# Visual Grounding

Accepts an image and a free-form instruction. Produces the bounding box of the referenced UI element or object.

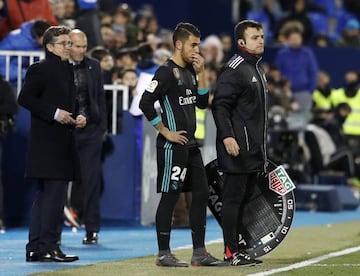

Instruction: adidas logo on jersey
[252,76,257,82]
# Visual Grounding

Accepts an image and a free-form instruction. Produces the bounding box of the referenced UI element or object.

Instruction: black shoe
[39,249,79,262]
[0,219,5,234]
[228,252,260,266]
[83,232,98,245]
[26,251,39,262]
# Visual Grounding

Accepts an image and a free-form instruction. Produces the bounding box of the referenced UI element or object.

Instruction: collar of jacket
[238,48,262,65]
[45,50,69,64]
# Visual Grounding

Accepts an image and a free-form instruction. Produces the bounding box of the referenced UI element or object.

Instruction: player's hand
[75,114,87,128]
[56,109,76,125]
[161,128,189,145]
[191,53,205,74]
[223,137,240,156]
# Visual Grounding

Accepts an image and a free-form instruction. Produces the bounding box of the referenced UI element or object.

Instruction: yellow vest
[312,89,332,110]
[331,88,360,135]
[195,107,206,140]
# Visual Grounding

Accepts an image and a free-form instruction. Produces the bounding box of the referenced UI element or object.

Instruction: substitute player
[139,22,226,267]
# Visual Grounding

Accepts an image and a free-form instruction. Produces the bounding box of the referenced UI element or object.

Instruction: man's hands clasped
[56,109,87,128]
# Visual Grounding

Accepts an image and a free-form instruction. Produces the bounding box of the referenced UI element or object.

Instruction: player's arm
[139,67,188,145]
[154,121,188,145]
[192,53,209,109]
[212,69,240,156]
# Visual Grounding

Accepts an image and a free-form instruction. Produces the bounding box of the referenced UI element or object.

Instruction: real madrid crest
[173,68,180,79]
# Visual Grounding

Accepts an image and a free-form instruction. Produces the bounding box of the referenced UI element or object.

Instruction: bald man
[67,29,107,245]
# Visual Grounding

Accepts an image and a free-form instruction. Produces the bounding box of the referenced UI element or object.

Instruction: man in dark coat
[18,25,86,262]
[212,20,268,266]
[65,29,107,245]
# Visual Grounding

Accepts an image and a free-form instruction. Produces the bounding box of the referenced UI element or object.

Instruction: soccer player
[139,22,226,267]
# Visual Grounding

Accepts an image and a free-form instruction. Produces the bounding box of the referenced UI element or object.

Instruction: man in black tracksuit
[140,22,225,267]
[212,20,268,266]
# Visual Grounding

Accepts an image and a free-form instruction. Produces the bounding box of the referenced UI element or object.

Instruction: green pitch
[31,220,360,276]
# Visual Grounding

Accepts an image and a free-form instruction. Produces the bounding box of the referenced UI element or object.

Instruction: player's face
[180,35,201,64]
[241,27,264,55]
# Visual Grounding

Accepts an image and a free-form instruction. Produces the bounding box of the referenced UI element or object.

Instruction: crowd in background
[1,0,360,231]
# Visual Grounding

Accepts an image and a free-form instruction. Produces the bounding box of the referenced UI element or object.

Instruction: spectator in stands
[75,0,103,50]
[100,23,117,53]
[274,0,314,44]
[153,48,172,66]
[201,35,224,68]
[306,107,360,186]
[114,25,128,50]
[0,19,51,84]
[63,0,76,17]
[113,3,140,48]
[113,47,138,76]
[0,76,18,234]
[135,42,158,75]
[331,70,360,157]
[275,23,318,123]
[334,18,360,48]
[312,70,334,110]
[0,0,57,39]
[51,0,67,26]
[219,33,234,64]
[89,46,114,84]
[314,33,332,47]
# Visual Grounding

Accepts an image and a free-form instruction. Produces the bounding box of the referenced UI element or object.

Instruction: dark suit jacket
[82,57,107,132]
[18,51,78,180]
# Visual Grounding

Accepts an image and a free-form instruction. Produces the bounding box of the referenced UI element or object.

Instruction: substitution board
[206,159,296,258]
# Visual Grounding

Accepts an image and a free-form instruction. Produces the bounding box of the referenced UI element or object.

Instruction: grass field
[31,220,360,276]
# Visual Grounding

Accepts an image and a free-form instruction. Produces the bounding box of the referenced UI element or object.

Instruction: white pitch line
[247,245,360,276]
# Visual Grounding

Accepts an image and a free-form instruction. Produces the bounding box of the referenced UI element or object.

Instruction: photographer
[0,76,18,232]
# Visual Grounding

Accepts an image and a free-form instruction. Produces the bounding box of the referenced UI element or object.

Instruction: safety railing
[0,50,128,135]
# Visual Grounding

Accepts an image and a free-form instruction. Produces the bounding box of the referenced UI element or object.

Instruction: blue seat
[313,0,341,17]
[308,12,329,35]
[246,11,274,42]
[331,11,358,41]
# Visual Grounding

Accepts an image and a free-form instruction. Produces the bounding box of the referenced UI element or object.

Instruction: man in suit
[67,29,107,244]
[18,25,85,262]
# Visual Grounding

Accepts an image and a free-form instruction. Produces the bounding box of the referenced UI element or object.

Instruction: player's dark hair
[234,20,263,41]
[172,22,201,46]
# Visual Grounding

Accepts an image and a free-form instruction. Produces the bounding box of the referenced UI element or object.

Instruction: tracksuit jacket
[212,49,268,173]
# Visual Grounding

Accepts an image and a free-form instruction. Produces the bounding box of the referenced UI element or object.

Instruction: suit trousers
[26,179,67,253]
[74,124,103,233]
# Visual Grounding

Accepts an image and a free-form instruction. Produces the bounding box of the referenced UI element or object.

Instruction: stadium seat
[308,12,329,35]
[331,11,358,41]
[246,11,273,42]
[312,0,343,17]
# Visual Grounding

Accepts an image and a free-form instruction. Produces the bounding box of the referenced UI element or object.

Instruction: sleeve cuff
[54,108,60,120]
[150,116,161,126]
[198,87,209,95]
